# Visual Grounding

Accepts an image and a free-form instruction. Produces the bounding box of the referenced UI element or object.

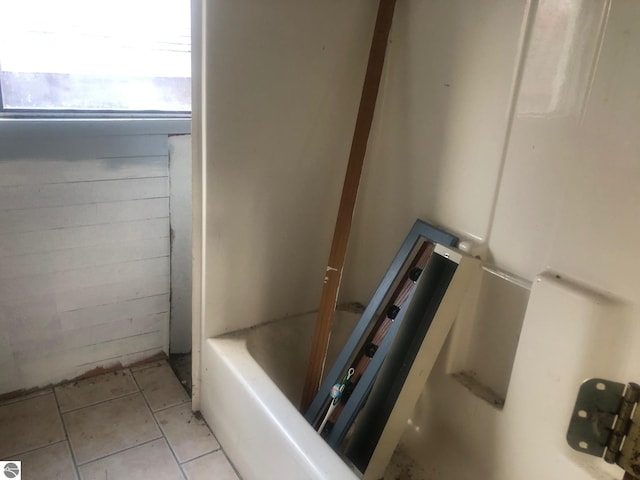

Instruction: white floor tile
[132,362,189,412]
[16,441,78,480]
[79,438,184,480]
[0,388,53,407]
[55,370,138,413]
[0,392,65,458]
[182,451,240,480]
[64,393,161,464]
[0,361,231,480]
[155,403,219,463]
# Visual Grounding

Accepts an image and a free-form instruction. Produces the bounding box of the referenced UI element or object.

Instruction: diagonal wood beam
[301,0,397,411]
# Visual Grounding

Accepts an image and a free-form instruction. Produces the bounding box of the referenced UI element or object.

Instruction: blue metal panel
[304,220,457,436]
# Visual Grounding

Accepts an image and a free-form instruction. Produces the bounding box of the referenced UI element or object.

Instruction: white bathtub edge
[201,336,360,480]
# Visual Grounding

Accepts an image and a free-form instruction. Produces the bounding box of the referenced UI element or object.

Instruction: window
[0,0,191,114]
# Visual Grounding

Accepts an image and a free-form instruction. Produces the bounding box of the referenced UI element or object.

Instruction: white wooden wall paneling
[0,237,169,278]
[0,156,169,186]
[60,294,170,331]
[56,276,170,312]
[17,332,165,386]
[0,177,168,210]
[0,198,169,234]
[0,132,172,394]
[0,218,169,257]
[0,134,169,159]
[0,257,169,302]
[12,312,169,362]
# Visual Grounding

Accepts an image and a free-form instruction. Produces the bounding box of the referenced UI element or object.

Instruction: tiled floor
[0,361,240,480]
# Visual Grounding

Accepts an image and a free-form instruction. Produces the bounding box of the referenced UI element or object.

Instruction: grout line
[0,387,53,406]
[147,399,189,414]
[178,446,222,466]
[131,366,187,479]
[180,449,245,480]
[178,462,189,479]
[9,438,67,459]
[74,436,164,468]
[60,390,140,415]
[58,372,140,414]
[69,374,163,467]
[151,398,192,414]
[172,401,244,480]
[52,385,82,480]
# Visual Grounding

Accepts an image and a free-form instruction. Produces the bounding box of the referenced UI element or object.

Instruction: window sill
[0,116,191,137]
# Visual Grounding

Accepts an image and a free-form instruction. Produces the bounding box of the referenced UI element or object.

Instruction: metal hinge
[567,378,640,479]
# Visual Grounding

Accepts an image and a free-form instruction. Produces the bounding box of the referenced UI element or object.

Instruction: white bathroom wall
[349,1,640,478]
[199,0,380,338]
[341,0,531,301]
[0,123,185,395]
[489,0,639,292]
[338,0,535,406]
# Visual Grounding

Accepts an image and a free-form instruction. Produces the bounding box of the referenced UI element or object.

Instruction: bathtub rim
[200,334,361,480]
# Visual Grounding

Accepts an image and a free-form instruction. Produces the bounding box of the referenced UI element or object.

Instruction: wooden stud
[301,0,397,411]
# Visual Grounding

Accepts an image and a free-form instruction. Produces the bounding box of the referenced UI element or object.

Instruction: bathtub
[199,274,633,480]
[200,310,363,480]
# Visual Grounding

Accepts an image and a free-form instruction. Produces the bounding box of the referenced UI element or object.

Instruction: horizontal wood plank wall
[0,134,170,395]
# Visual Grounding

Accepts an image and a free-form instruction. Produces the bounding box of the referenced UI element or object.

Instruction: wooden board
[0,177,168,210]
[0,218,169,257]
[0,134,169,160]
[0,156,169,187]
[60,294,170,331]
[0,198,168,234]
[57,276,170,313]
[0,237,169,279]
[301,0,397,410]
[0,257,169,302]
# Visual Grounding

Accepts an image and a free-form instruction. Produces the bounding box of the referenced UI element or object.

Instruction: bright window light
[0,0,191,113]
